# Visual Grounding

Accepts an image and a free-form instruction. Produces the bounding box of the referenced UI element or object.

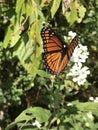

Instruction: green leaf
[16,0,25,14]
[3,25,13,48]
[65,1,86,25]
[3,1,45,79]
[13,37,33,63]
[77,5,86,23]
[51,0,61,18]
[65,1,77,25]
[5,107,51,130]
[73,101,98,116]
[3,20,22,48]
[13,35,39,78]
[25,1,33,16]
[24,54,41,78]
[37,70,50,78]
[17,107,51,123]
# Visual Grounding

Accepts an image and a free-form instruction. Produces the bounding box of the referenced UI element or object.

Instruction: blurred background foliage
[0,0,98,129]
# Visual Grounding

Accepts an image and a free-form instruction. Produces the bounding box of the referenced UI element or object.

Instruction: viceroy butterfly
[41,25,79,75]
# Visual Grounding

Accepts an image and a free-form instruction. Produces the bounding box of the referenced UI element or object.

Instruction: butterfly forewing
[41,27,63,53]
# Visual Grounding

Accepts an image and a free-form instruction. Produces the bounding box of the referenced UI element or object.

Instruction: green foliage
[51,0,61,18]
[0,0,98,130]
[0,45,34,106]
[65,1,86,25]
[3,0,44,78]
[6,107,51,130]
[5,102,98,130]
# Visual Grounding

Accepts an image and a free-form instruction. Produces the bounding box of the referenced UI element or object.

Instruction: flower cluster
[66,31,90,86]
[89,97,98,102]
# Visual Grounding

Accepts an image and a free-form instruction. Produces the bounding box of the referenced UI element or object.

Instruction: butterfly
[41,25,79,76]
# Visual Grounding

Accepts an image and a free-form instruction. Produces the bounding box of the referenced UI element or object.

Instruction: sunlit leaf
[65,1,77,25]
[13,35,33,63]
[37,70,50,78]
[73,101,98,116]
[65,1,86,25]
[5,107,51,130]
[3,25,13,48]
[51,0,61,18]
[25,1,33,16]
[16,0,25,14]
[3,19,22,48]
[77,5,86,23]
[40,0,52,7]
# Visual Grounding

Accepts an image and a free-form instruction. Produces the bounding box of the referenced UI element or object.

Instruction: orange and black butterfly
[41,25,79,76]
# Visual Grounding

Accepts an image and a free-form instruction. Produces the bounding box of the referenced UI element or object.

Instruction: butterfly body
[41,26,79,75]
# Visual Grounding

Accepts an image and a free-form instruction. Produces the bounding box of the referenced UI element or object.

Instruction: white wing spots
[63,44,66,48]
[50,32,54,37]
[43,37,46,40]
[48,28,50,31]
[50,34,53,36]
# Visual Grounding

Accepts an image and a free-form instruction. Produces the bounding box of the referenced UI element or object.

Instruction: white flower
[89,97,98,102]
[64,36,67,41]
[87,112,94,120]
[67,42,90,86]
[89,97,94,101]
[73,76,86,86]
[65,32,90,86]
[32,120,41,129]
[0,111,4,120]
[68,63,82,76]
[78,44,88,50]
[67,103,73,106]
[71,44,89,63]
[72,66,90,85]
[78,66,90,77]
[94,97,98,102]
[68,31,76,38]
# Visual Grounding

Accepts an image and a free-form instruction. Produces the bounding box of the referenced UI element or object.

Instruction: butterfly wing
[41,26,66,75]
[67,35,79,58]
[41,26,79,75]
[56,35,79,74]
[41,26,63,53]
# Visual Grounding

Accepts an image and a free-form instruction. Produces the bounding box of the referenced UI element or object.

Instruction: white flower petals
[94,97,98,102]
[71,45,89,63]
[89,97,98,102]
[68,31,77,38]
[67,32,90,86]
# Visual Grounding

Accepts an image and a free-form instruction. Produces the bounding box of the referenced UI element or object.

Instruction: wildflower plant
[65,31,90,86]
